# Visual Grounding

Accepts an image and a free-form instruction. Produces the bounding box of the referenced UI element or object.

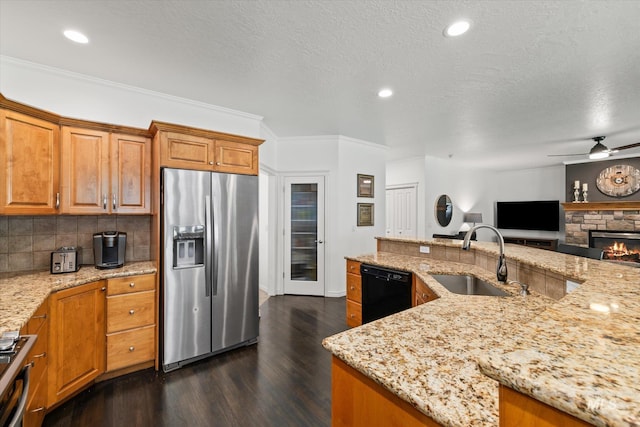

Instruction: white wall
[387,156,564,242]
[276,136,386,297]
[0,57,263,137]
[387,156,496,241]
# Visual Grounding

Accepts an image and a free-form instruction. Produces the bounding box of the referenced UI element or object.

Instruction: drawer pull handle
[32,314,47,319]
[129,309,135,315]
[129,282,135,288]
[33,352,46,359]
[129,346,135,352]
[31,407,45,413]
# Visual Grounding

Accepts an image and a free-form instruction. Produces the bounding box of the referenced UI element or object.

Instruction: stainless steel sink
[431,274,511,297]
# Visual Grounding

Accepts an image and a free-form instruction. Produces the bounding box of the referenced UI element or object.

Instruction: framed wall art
[357,203,374,226]
[357,174,374,198]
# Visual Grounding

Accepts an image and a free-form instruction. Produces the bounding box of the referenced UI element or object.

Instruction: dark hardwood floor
[43,295,348,427]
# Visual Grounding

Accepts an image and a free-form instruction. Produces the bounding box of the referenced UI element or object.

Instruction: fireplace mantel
[562,202,640,211]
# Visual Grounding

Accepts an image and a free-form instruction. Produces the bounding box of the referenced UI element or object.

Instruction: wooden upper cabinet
[0,109,60,214]
[111,133,151,214]
[60,126,151,214]
[60,126,110,214]
[214,138,259,175]
[159,131,215,170]
[151,121,263,175]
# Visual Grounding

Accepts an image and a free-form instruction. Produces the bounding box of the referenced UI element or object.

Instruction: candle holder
[573,186,580,203]
[582,189,588,203]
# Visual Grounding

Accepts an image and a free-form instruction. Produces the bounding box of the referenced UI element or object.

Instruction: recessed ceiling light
[378,88,393,98]
[444,20,471,37]
[64,29,89,44]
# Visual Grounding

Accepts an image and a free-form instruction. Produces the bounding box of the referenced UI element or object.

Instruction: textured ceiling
[1,0,639,170]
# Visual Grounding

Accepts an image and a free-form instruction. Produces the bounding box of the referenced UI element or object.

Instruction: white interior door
[385,185,417,238]
[284,176,325,296]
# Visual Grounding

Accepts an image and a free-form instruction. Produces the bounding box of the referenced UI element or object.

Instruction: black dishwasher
[360,264,412,324]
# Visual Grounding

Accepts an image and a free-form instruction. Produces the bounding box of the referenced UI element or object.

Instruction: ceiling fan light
[588,142,610,159]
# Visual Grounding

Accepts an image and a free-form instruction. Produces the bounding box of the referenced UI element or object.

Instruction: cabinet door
[111,133,151,214]
[159,131,214,170]
[0,110,60,214]
[60,126,110,214]
[49,281,105,407]
[213,139,258,175]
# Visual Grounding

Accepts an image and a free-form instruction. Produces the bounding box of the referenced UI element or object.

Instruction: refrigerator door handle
[211,194,220,297]
[205,195,212,297]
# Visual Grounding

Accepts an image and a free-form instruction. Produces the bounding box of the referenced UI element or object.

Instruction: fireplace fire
[589,231,640,265]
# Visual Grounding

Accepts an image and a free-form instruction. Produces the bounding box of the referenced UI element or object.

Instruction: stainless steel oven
[0,334,36,427]
[360,264,412,324]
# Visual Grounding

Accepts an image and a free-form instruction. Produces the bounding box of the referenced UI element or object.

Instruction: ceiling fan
[548,136,640,160]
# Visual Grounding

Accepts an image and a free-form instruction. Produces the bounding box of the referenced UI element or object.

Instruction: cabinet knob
[350,314,355,318]
[129,309,135,315]
[129,282,135,288]
[209,161,214,165]
[101,287,106,292]
[422,293,427,298]
[216,162,221,166]
[350,286,355,291]
[129,346,135,352]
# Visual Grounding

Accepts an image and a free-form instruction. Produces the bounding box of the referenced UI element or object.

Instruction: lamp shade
[463,212,483,223]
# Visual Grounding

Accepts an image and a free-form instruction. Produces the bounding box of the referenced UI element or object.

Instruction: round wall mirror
[435,195,453,226]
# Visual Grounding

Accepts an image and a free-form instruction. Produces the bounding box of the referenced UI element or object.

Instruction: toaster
[50,247,82,274]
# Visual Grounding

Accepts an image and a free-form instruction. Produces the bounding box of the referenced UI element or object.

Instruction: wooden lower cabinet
[20,299,49,427]
[499,385,592,427]
[332,356,441,427]
[48,280,106,407]
[345,260,362,328]
[414,276,439,306]
[105,273,156,372]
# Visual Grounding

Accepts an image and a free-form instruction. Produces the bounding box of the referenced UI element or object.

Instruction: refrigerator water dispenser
[173,226,204,268]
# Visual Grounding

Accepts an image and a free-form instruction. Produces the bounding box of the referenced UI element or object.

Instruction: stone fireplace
[564,204,640,257]
[589,230,640,265]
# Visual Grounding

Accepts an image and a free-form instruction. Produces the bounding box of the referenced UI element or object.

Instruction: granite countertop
[322,239,640,427]
[0,261,157,335]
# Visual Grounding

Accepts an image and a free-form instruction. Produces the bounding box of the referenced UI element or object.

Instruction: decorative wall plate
[595,164,640,197]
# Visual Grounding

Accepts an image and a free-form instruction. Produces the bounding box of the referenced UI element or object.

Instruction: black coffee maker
[93,231,127,269]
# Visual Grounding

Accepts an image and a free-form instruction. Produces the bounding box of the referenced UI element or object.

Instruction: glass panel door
[284,176,325,295]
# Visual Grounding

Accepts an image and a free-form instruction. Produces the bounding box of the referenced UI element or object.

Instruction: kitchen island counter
[0,261,157,335]
[323,239,640,426]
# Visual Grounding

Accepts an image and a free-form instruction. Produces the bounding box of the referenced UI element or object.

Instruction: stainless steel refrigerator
[161,168,259,372]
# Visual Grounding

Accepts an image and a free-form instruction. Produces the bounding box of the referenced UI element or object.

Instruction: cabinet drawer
[346,273,362,303]
[107,274,155,296]
[26,323,49,393]
[106,291,155,333]
[24,368,47,427]
[346,260,361,276]
[26,300,48,335]
[346,300,362,328]
[106,325,155,372]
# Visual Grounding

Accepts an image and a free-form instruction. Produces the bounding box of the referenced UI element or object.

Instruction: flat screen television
[495,200,560,231]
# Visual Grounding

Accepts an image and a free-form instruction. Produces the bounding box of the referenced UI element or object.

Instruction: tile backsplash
[0,215,151,273]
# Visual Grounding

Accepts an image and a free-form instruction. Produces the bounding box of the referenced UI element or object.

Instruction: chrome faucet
[462,224,508,282]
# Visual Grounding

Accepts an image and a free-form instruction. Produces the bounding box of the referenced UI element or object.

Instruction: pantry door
[283,176,325,296]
